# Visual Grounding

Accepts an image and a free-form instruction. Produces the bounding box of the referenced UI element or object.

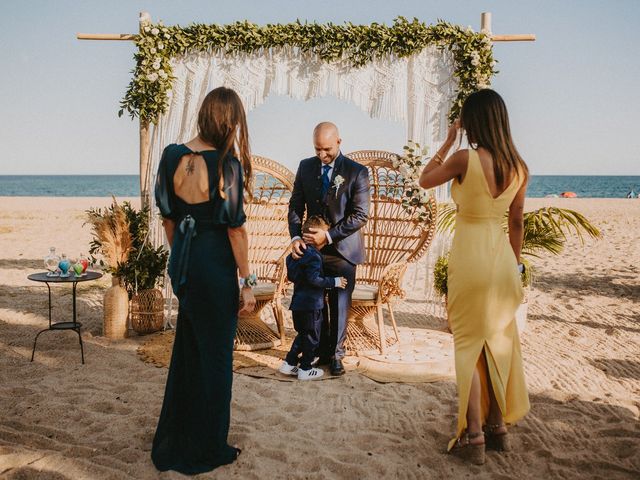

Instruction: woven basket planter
[130,288,164,335]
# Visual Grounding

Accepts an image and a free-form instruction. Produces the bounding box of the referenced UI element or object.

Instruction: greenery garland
[120,17,496,124]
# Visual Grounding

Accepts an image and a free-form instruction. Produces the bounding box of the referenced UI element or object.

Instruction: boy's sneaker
[278,361,298,376]
[297,367,324,381]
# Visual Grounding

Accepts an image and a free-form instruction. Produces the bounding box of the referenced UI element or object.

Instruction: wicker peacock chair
[235,155,295,351]
[344,150,437,354]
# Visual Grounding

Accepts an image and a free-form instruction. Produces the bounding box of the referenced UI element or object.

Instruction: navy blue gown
[151,144,246,475]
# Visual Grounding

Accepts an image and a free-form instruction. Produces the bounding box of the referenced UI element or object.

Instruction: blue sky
[1,0,638,175]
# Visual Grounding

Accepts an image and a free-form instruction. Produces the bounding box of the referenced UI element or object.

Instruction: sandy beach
[0,196,638,479]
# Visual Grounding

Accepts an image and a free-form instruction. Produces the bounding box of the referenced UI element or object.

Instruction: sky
[1,0,638,176]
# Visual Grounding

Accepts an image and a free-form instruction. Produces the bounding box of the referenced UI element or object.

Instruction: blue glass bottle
[58,253,71,277]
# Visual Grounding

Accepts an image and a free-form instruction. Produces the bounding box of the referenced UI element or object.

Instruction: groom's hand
[303,228,328,249]
[291,238,307,259]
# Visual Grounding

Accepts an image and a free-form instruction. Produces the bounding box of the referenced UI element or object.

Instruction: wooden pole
[139,11,151,210]
[76,33,138,41]
[481,12,535,42]
[481,12,492,33]
[77,31,535,43]
[491,34,536,42]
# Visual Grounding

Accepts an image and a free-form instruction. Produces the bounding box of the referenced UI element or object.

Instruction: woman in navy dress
[152,87,256,475]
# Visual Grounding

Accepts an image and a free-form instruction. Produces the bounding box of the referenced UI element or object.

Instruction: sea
[0,175,639,198]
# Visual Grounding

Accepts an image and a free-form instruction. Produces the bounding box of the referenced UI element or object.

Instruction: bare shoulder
[447,149,469,176]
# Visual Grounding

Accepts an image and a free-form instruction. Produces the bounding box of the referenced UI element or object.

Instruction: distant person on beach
[419,89,530,465]
[152,87,255,474]
[288,122,370,376]
[279,215,347,380]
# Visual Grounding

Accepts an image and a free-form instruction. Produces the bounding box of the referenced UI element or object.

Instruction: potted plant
[434,206,600,333]
[87,200,169,335]
[85,200,133,339]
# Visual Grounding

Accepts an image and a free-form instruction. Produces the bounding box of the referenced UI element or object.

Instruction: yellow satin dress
[447,149,530,451]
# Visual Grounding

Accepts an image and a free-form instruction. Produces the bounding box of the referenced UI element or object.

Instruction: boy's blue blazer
[286,245,335,311]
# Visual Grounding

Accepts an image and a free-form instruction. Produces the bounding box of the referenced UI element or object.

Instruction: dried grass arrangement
[85,198,133,274]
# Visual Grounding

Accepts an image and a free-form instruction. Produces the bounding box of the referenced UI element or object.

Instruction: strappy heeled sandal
[450,431,485,465]
[484,423,511,452]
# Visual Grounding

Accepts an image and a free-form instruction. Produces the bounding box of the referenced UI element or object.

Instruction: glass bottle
[44,247,60,276]
[79,253,89,275]
[58,253,71,277]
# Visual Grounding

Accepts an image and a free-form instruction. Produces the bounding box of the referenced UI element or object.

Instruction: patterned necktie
[320,164,331,197]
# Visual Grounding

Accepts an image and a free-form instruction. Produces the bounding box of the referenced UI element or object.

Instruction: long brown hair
[197,87,252,199]
[460,89,528,188]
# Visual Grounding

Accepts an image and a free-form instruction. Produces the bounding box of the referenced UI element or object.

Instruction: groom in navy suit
[288,122,370,376]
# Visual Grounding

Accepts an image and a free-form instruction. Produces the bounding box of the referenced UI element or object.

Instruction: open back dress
[447,148,530,450]
[151,144,246,474]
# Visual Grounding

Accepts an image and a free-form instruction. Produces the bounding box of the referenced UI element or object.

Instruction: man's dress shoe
[330,358,345,376]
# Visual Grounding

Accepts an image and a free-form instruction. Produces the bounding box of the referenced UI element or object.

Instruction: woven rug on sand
[137,327,454,383]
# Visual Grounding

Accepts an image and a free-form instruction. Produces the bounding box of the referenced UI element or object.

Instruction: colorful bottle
[58,254,71,277]
[79,253,89,275]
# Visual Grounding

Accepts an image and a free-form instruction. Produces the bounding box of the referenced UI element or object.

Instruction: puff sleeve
[154,145,178,220]
[211,155,247,228]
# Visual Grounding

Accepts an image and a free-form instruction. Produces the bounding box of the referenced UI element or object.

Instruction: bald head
[313,122,341,164]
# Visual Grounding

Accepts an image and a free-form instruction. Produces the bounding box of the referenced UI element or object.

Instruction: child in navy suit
[279,215,347,380]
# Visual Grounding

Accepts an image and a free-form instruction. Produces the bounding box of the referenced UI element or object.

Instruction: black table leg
[31,328,49,362]
[47,282,52,328]
[31,280,85,364]
[76,325,85,364]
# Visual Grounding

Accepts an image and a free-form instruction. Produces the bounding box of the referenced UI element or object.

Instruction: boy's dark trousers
[285,310,323,371]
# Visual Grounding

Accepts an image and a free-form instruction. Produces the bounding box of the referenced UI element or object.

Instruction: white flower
[332,175,345,198]
[419,190,430,204]
[153,62,161,70]
[150,47,157,54]
[147,72,159,82]
[158,70,168,79]
[151,28,159,35]
[470,51,480,66]
[157,42,164,50]
[144,26,150,33]
[399,165,410,178]
[164,33,170,39]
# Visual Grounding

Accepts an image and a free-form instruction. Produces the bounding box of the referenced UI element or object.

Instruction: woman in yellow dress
[419,89,530,465]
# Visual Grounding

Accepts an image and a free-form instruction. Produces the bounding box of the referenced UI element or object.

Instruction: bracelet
[239,273,258,289]
[432,152,443,165]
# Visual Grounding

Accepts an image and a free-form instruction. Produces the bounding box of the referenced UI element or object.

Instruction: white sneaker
[297,367,324,381]
[278,361,298,376]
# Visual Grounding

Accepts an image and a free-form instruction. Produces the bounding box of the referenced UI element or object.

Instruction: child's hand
[338,277,348,289]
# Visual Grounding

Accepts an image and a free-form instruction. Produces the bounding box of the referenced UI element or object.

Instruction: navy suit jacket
[286,246,336,311]
[288,153,370,265]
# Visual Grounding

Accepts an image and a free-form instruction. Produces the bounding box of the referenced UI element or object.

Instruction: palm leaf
[436,202,458,233]
[521,227,564,258]
[436,203,600,259]
[523,207,600,244]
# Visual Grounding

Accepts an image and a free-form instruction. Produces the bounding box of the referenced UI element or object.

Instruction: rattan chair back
[345,150,437,285]
[245,155,295,285]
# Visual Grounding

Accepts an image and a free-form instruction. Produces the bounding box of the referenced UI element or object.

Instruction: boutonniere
[332,175,345,198]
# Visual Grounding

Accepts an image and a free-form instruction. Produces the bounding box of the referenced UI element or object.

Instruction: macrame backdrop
[147,45,457,322]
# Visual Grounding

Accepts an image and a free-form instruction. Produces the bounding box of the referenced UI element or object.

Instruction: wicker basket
[130,288,164,334]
